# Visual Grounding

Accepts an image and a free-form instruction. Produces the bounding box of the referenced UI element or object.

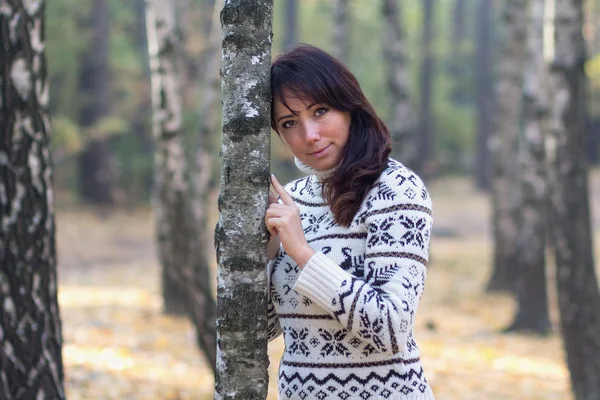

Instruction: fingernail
[271,174,277,181]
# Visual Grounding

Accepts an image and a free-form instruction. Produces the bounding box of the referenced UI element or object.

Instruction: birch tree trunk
[146,0,217,371]
[382,0,417,168]
[332,0,349,64]
[0,2,65,398]
[417,0,435,179]
[506,0,550,334]
[474,0,493,190]
[487,0,530,292]
[77,0,114,205]
[215,1,273,398]
[549,0,600,396]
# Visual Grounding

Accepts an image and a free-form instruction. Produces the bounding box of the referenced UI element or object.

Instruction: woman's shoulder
[283,175,313,197]
[372,158,431,207]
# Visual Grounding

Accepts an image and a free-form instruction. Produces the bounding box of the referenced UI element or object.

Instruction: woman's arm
[267,257,283,341]
[293,170,432,356]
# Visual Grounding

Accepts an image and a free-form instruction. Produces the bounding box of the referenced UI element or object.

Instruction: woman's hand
[265,175,315,268]
[266,191,281,260]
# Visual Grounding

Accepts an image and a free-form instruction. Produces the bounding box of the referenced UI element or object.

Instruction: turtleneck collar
[294,157,336,181]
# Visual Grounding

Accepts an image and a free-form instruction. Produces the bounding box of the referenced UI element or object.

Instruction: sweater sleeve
[267,258,283,341]
[293,172,432,356]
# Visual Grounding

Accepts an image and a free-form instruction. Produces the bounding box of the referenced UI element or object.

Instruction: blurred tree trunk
[78,0,114,204]
[449,0,470,105]
[132,0,154,200]
[145,0,216,372]
[283,0,298,50]
[215,0,273,398]
[487,0,529,293]
[417,0,435,178]
[549,0,600,397]
[584,0,599,164]
[382,0,417,168]
[332,0,349,64]
[505,0,550,335]
[0,2,65,398]
[194,0,222,220]
[474,0,493,190]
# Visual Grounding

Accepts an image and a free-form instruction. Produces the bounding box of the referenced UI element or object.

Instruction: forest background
[20,0,600,398]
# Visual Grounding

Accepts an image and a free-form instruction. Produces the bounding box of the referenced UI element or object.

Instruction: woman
[265,45,435,400]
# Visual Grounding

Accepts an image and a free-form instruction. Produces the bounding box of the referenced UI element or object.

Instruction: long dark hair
[271,44,391,227]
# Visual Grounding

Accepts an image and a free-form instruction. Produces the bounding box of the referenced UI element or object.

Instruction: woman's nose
[304,122,320,142]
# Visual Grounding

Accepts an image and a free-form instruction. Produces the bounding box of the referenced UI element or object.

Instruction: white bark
[0,2,65,398]
[146,0,217,370]
[215,1,274,399]
[507,0,550,334]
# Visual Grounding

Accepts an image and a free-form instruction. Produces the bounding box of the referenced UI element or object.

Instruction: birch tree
[332,0,349,65]
[0,2,65,397]
[146,0,216,371]
[382,0,417,168]
[487,0,530,292]
[506,0,550,334]
[548,0,600,396]
[215,0,273,398]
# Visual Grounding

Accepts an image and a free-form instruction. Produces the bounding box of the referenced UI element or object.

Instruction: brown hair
[271,44,391,227]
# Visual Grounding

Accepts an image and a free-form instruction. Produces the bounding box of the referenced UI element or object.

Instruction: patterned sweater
[267,158,435,400]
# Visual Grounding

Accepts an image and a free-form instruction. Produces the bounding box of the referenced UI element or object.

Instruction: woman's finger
[265,216,282,235]
[268,192,279,204]
[271,175,294,206]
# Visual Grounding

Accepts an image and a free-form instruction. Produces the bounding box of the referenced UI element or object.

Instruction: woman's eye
[282,120,295,129]
[315,107,328,116]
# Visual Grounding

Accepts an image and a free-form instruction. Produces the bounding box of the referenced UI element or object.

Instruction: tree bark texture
[474,0,493,190]
[487,0,530,292]
[506,0,550,335]
[145,0,217,372]
[215,1,273,398]
[382,0,417,169]
[332,0,349,65]
[0,2,66,398]
[77,0,114,204]
[417,0,435,179]
[548,0,600,397]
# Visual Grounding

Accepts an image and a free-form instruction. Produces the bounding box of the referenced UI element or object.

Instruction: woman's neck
[294,157,336,181]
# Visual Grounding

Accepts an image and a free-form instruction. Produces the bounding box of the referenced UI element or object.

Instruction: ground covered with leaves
[57,173,600,399]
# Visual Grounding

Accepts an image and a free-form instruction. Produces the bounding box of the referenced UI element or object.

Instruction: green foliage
[84,116,129,140]
[51,116,83,154]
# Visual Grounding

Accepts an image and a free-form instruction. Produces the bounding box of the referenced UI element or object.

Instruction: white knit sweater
[267,158,435,400]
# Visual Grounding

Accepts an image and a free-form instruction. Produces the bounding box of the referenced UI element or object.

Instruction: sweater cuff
[294,252,351,310]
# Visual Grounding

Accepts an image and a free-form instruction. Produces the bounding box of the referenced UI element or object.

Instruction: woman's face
[273,93,351,172]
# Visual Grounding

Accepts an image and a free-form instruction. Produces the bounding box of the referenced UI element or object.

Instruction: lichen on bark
[215,1,274,399]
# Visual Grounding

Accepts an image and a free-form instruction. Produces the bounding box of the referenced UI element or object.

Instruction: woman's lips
[309,144,331,158]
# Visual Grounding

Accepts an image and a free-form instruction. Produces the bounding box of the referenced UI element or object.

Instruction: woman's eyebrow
[276,103,318,123]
